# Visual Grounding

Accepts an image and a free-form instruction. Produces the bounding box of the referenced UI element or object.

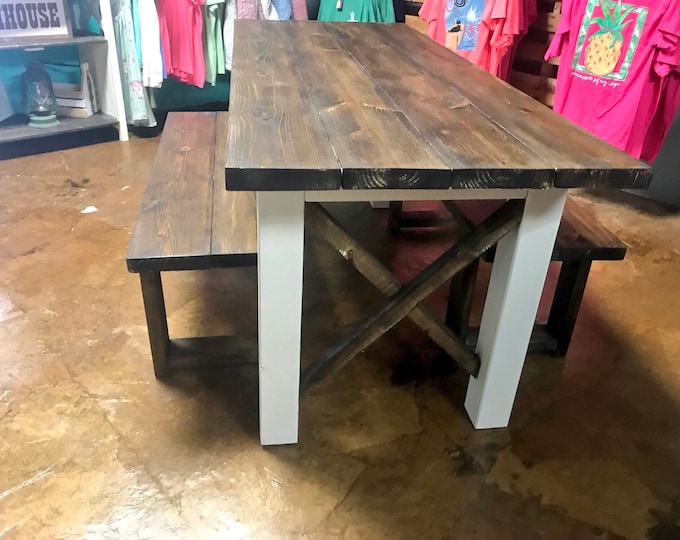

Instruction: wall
[643,108,680,208]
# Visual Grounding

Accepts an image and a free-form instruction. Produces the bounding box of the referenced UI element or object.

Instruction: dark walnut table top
[224,21,653,192]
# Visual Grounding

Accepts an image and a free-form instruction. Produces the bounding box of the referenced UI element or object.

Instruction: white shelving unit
[0,0,128,145]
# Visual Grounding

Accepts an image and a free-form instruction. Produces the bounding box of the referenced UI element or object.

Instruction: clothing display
[546,0,680,160]
[112,0,157,126]
[110,0,308,97]
[138,0,164,88]
[418,0,535,80]
[317,0,395,22]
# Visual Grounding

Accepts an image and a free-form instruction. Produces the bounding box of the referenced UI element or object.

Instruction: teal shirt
[317,0,394,22]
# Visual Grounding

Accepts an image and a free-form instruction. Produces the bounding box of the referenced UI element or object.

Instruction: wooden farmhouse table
[224,20,652,445]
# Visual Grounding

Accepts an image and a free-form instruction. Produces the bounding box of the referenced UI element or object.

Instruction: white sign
[0,0,70,40]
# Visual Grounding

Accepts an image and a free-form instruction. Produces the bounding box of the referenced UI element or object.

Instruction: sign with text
[0,0,71,41]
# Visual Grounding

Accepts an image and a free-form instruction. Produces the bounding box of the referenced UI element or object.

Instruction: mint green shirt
[317,0,395,22]
[202,0,226,86]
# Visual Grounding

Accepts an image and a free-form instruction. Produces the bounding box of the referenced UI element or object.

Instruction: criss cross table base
[300,200,524,393]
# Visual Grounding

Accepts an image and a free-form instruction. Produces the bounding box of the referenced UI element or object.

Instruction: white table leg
[465,189,568,428]
[257,191,305,445]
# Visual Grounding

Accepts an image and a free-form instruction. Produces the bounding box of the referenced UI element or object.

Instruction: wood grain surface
[127,112,216,272]
[225,21,652,191]
[225,23,341,190]
[212,112,258,267]
[127,112,257,273]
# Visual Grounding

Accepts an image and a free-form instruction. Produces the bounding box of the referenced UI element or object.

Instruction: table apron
[305,188,530,203]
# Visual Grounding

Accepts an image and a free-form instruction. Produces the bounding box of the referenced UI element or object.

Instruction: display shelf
[0,113,118,144]
[0,35,108,51]
[0,0,129,144]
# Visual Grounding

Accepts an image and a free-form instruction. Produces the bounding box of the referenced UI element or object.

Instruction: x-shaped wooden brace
[300,199,525,394]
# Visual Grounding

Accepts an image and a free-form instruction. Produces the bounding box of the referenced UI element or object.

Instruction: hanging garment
[158,0,206,88]
[419,0,534,80]
[238,0,260,19]
[419,0,488,53]
[271,0,292,19]
[112,0,157,125]
[496,0,537,80]
[138,0,164,87]
[222,0,237,71]
[261,0,280,20]
[132,0,143,68]
[487,0,536,79]
[203,0,227,85]
[0,77,12,122]
[545,0,680,159]
[292,0,308,19]
[317,0,395,22]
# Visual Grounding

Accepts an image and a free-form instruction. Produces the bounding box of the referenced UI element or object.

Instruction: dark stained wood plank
[127,112,216,272]
[167,335,258,369]
[546,259,592,356]
[361,23,652,189]
[321,23,555,189]
[212,112,258,267]
[464,325,560,355]
[225,21,342,191]
[557,197,626,260]
[139,272,170,378]
[285,24,451,189]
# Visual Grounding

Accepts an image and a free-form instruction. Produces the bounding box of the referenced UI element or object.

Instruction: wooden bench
[127,111,257,378]
[389,196,626,356]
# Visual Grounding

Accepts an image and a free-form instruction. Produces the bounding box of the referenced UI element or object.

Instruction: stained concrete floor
[1,135,680,539]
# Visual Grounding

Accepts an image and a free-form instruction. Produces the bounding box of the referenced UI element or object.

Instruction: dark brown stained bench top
[127,112,257,273]
[225,21,653,192]
[453,197,627,261]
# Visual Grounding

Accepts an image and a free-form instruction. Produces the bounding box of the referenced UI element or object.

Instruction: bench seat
[127,111,257,377]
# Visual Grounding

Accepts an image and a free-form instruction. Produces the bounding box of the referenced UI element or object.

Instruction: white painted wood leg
[257,191,305,445]
[465,189,568,428]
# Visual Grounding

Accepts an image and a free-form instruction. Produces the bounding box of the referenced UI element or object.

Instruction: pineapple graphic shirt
[546,0,680,158]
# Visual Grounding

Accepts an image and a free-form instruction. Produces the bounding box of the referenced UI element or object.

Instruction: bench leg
[388,201,403,234]
[465,189,567,429]
[546,258,592,357]
[445,259,479,338]
[139,272,170,379]
[257,191,305,446]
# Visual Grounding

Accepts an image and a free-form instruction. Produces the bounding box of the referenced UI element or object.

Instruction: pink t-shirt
[419,0,535,80]
[546,0,680,158]
[158,0,206,88]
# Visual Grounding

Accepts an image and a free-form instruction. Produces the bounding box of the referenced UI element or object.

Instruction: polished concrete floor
[1,136,680,539]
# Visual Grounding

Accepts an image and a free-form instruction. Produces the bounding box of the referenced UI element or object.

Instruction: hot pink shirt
[546,0,680,158]
[158,0,206,88]
[419,0,535,80]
